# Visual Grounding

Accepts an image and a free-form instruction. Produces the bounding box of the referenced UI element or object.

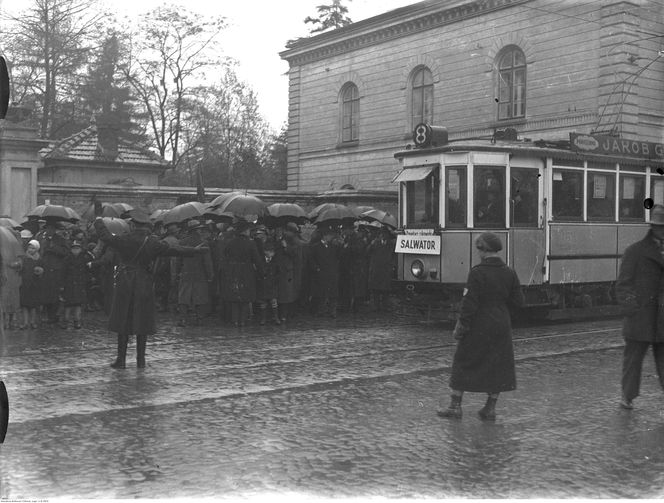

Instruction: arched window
[341,83,359,143]
[497,46,526,120]
[411,66,433,128]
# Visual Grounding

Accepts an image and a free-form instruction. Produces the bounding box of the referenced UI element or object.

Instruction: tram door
[509,165,545,286]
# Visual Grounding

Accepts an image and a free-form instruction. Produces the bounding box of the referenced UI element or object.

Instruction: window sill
[336,140,359,149]
[490,118,527,128]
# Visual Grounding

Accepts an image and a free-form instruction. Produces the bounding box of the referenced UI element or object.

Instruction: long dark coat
[94,220,199,335]
[616,230,664,342]
[20,255,43,308]
[177,232,213,306]
[220,234,263,303]
[62,251,90,306]
[368,238,395,292]
[257,256,279,301]
[450,256,524,393]
[309,240,340,298]
[340,233,369,299]
[276,237,303,304]
[36,230,69,304]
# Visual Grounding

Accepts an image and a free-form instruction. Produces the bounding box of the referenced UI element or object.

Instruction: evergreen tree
[304,0,353,34]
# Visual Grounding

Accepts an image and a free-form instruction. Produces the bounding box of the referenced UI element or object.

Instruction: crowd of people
[0,212,398,332]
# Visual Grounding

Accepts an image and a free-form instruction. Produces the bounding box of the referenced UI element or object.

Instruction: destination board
[394,234,441,255]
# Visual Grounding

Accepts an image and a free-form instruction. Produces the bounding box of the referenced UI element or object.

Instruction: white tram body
[393,125,663,315]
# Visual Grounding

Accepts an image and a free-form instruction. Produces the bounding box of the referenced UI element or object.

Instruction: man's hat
[124,209,151,225]
[651,204,664,226]
[71,240,83,248]
[186,219,205,230]
[476,232,503,252]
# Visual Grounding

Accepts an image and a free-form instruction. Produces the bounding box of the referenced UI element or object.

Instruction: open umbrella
[99,217,130,236]
[217,194,267,220]
[360,209,398,229]
[0,216,22,230]
[311,203,356,227]
[308,202,341,221]
[26,204,81,222]
[101,202,134,218]
[351,205,375,217]
[149,209,169,223]
[162,202,208,225]
[203,207,235,223]
[208,192,243,209]
[265,203,308,227]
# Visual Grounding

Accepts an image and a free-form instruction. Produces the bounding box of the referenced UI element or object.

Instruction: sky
[1,0,417,132]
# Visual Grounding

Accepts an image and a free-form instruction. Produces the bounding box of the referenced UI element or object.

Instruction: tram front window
[474,166,505,228]
[406,171,439,226]
[510,167,539,227]
[446,166,467,227]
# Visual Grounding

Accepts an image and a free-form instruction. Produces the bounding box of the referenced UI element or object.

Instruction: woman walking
[437,232,524,421]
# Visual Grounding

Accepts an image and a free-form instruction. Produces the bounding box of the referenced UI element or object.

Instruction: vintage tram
[393,123,664,319]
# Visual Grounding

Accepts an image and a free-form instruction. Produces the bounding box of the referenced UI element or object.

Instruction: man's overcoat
[451,257,524,393]
[616,230,664,343]
[94,220,197,335]
[220,234,262,303]
[309,240,340,298]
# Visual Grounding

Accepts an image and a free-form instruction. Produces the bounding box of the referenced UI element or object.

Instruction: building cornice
[280,0,533,66]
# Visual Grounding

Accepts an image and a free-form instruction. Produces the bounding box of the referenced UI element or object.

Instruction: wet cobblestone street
[0,311,662,499]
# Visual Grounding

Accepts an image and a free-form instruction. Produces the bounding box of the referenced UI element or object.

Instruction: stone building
[280,0,664,192]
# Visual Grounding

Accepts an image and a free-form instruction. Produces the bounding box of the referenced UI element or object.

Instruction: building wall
[37,164,162,186]
[283,0,664,191]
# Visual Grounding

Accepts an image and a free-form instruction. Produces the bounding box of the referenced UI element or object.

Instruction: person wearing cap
[219,219,263,327]
[437,232,523,421]
[93,210,209,369]
[19,239,43,329]
[61,240,91,329]
[615,204,664,410]
[176,220,213,326]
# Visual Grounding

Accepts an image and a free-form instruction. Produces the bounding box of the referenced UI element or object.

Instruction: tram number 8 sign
[412,123,448,148]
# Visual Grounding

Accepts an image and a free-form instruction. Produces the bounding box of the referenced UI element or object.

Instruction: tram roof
[394,138,664,168]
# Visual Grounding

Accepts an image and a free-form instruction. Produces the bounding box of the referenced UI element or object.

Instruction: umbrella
[0,226,24,261]
[360,209,398,229]
[203,207,235,223]
[99,217,130,236]
[311,203,356,226]
[149,209,169,223]
[162,202,208,225]
[0,216,22,230]
[217,194,267,220]
[101,202,134,218]
[265,203,308,226]
[26,204,81,222]
[308,202,341,221]
[208,192,243,209]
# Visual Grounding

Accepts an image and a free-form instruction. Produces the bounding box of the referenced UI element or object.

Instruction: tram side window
[619,175,645,221]
[510,167,539,227]
[552,169,583,221]
[406,171,440,226]
[651,178,664,206]
[474,166,505,228]
[587,171,615,221]
[446,166,467,228]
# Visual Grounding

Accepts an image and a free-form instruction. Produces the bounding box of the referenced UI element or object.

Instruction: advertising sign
[570,133,664,160]
[395,234,441,255]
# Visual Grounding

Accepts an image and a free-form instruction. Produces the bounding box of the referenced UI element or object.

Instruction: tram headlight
[411,259,425,279]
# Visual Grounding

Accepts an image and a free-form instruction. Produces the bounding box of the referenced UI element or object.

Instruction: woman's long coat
[367,238,395,292]
[276,237,303,304]
[177,232,213,306]
[219,234,263,303]
[616,230,664,342]
[94,219,198,335]
[450,256,524,393]
[340,233,369,299]
[309,240,340,299]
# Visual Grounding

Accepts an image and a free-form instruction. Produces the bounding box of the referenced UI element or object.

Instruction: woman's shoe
[437,394,463,419]
[478,397,498,421]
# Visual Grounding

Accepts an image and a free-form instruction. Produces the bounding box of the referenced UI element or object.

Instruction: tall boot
[271,306,281,325]
[436,394,463,419]
[136,333,147,368]
[111,333,128,369]
[478,396,498,421]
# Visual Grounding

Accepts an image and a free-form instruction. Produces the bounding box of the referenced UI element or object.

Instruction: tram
[393,123,664,318]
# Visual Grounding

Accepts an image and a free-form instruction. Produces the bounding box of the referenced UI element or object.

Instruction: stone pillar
[0,121,48,221]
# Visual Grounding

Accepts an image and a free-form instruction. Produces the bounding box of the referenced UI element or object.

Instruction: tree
[121,5,225,168]
[304,0,353,34]
[1,0,105,138]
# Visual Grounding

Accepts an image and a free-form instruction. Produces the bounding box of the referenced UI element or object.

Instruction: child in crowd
[61,240,90,329]
[19,239,43,329]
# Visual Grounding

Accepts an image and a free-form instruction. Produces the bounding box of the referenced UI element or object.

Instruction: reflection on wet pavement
[0,314,662,498]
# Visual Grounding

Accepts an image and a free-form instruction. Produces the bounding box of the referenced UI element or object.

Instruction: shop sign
[570,133,664,160]
[395,234,441,255]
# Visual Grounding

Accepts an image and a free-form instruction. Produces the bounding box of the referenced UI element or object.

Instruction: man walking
[615,204,664,409]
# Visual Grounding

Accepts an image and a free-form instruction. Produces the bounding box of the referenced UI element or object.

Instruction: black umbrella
[217,194,267,220]
[311,203,356,227]
[26,204,81,222]
[265,203,309,227]
[208,192,243,209]
[360,209,398,229]
[162,202,207,225]
[99,217,130,236]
